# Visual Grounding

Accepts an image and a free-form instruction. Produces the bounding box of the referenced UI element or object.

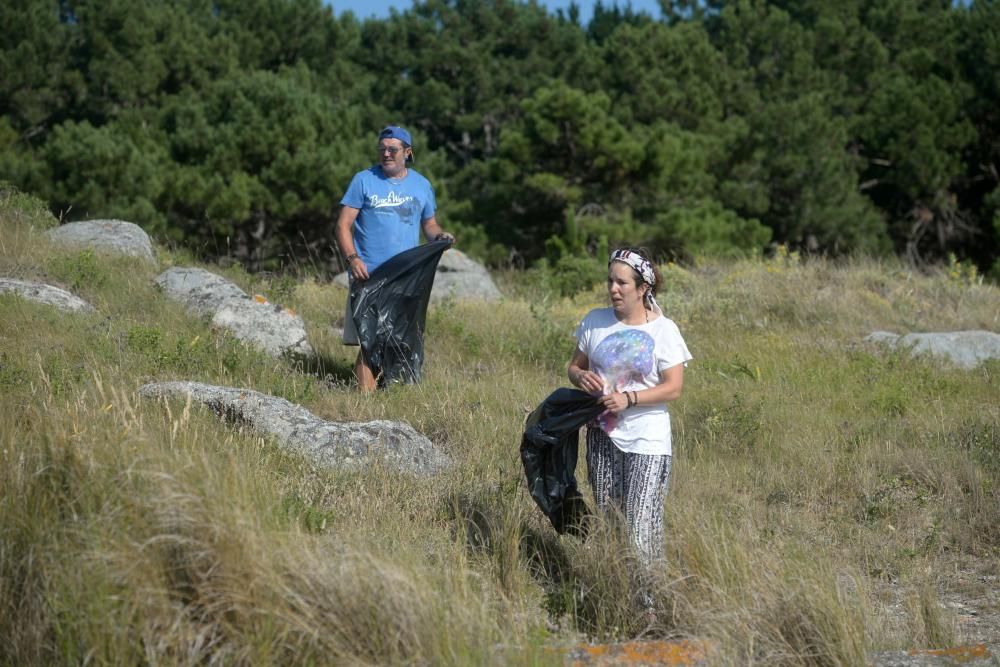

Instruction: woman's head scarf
[609,248,663,316]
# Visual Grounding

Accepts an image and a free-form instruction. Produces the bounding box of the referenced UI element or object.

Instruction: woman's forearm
[633,365,684,405]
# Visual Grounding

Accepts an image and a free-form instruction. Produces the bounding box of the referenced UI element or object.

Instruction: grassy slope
[1,188,998,665]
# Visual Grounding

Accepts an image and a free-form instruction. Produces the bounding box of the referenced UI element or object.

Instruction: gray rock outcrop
[334,247,501,302]
[47,219,156,264]
[433,248,502,302]
[0,278,95,313]
[865,330,1000,369]
[138,381,450,475]
[155,267,313,358]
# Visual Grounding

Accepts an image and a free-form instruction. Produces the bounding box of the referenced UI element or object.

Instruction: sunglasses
[376,145,407,156]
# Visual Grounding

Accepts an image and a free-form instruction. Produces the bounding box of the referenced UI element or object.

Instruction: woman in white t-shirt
[567,247,692,566]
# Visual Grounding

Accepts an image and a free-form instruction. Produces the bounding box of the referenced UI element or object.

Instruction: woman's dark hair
[615,246,662,297]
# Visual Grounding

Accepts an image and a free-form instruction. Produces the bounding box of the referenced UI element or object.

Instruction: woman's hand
[572,369,605,395]
[569,350,605,395]
[599,392,630,414]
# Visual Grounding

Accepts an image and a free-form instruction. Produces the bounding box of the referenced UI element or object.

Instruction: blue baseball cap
[379,125,412,147]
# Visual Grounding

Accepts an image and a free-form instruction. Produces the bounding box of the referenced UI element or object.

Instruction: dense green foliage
[2,0,999,275]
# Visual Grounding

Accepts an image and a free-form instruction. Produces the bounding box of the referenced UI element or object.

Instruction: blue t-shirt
[340,166,436,271]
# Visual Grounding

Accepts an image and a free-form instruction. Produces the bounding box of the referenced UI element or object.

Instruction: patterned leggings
[586,427,672,566]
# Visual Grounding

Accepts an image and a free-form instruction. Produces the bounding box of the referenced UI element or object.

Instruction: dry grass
[2,188,999,664]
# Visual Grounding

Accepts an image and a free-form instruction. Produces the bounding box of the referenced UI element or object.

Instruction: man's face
[377,138,409,177]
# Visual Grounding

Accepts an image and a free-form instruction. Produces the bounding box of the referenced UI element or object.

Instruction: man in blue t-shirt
[335,125,454,391]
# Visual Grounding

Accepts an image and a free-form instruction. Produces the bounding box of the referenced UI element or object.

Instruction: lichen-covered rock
[155,267,313,358]
[869,644,995,666]
[334,247,501,302]
[563,639,711,666]
[138,381,450,475]
[154,267,249,317]
[48,219,156,264]
[558,638,997,666]
[0,278,95,313]
[865,330,1000,369]
[211,300,313,358]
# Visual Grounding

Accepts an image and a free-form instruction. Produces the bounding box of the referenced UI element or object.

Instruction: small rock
[0,277,95,313]
[138,381,450,475]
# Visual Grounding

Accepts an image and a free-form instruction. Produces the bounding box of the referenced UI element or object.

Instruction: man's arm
[421,215,454,244]
[335,205,368,281]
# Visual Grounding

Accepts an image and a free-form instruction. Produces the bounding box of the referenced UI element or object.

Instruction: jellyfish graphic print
[591,328,656,431]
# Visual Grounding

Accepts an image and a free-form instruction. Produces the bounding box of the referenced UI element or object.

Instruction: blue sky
[326,0,664,25]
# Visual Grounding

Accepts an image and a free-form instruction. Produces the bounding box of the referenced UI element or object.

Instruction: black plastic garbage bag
[350,239,451,388]
[521,388,605,536]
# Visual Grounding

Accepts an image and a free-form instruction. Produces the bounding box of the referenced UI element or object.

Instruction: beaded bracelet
[345,253,359,263]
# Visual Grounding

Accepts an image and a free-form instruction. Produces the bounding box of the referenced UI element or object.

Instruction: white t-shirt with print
[575,307,692,456]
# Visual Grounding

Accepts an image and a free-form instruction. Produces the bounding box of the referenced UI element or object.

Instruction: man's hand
[435,232,456,245]
[349,256,369,281]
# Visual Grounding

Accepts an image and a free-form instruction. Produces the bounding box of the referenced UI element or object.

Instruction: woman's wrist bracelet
[625,391,633,408]
[345,253,359,263]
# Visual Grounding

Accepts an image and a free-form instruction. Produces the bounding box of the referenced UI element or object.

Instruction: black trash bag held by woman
[520,388,605,536]
[349,239,451,387]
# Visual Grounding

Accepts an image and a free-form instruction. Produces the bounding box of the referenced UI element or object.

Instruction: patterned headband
[608,249,656,287]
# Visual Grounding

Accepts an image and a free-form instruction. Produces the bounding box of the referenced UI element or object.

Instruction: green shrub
[125,325,162,354]
[948,417,1000,475]
[0,353,28,388]
[47,249,107,291]
[0,182,59,230]
[531,254,604,298]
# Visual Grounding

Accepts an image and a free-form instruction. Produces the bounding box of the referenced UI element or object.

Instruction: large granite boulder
[334,247,501,303]
[138,381,450,475]
[865,330,1000,369]
[0,278,95,313]
[155,267,313,358]
[47,219,156,264]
